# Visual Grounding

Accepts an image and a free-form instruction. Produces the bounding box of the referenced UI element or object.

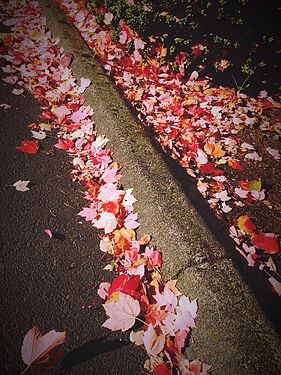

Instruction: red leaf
[54,139,74,150]
[252,233,280,254]
[153,363,171,375]
[200,162,224,176]
[228,159,243,170]
[16,140,39,154]
[108,274,141,299]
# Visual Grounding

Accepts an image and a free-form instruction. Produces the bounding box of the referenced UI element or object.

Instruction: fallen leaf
[44,229,52,238]
[16,140,39,154]
[78,207,97,223]
[0,103,12,109]
[143,324,165,356]
[77,77,91,94]
[13,180,30,192]
[129,330,144,346]
[97,282,111,299]
[252,233,280,254]
[31,130,46,140]
[248,179,261,192]
[204,142,225,158]
[102,292,140,331]
[94,212,117,234]
[12,88,24,95]
[107,274,141,299]
[268,278,281,296]
[266,147,280,160]
[21,325,66,372]
[39,123,52,132]
[237,215,256,235]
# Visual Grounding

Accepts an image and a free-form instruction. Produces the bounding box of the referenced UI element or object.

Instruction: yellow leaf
[39,123,52,131]
[160,47,167,57]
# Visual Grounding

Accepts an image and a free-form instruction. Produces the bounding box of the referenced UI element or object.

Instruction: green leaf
[248,179,261,192]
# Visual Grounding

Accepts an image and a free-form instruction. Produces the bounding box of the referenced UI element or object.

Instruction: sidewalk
[0,35,145,375]
[38,0,281,374]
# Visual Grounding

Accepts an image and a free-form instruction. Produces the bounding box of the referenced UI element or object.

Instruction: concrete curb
[39,1,281,374]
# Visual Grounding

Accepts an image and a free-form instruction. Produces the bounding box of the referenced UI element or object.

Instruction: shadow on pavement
[61,336,130,370]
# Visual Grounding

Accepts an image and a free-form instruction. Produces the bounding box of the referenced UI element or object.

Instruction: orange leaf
[237,215,256,235]
[252,233,280,254]
[204,142,225,158]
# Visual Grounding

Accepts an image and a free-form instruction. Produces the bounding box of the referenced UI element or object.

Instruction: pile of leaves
[0,0,210,373]
[55,1,281,293]
[87,0,281,96]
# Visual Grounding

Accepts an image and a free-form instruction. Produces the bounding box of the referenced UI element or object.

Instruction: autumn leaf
[12,88,24,95]
[237,215,256,235]
[13,180,30,192]
[143,324,165,357]
[94,212,117,234]
[16,140,39,154]
[77,77,91,94]
[44,229,52,238]
[252,233,280,254]
[78,207,97,223]
[107,274,141,299]
[38,123,52,132]
[228,159,243,170]
[21,325,66,373]
[102,292,140,331]
[153,362,172,375]
[31,130,46,140]
[247,179,262,192]
[268,278,281,296]
[204,142,225,158]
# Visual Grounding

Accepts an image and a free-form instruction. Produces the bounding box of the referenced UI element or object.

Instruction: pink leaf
[78,207,97,223]
[21,326,66,371]
[94,212,117,234]
[268,278,281,296]
[44,229,52,239]
[143,324,165,356]
[124,213,139,230]
[77,77,91,94]
[97,282,111,299]
[102,292,140,331]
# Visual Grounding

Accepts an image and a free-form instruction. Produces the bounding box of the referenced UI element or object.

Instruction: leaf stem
[135,316,148,327]
[20,365,31,375]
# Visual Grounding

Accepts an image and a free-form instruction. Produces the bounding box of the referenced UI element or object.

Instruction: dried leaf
[143,324,165,356]
[102,292,140,331]
[21,325,66,372]
[12,88,24,95]
[13,180,30,192]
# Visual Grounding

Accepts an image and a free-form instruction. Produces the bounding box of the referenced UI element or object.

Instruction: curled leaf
[21,325,66,372]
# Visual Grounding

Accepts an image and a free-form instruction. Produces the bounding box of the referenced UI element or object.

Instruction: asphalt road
[0,56,146,374]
